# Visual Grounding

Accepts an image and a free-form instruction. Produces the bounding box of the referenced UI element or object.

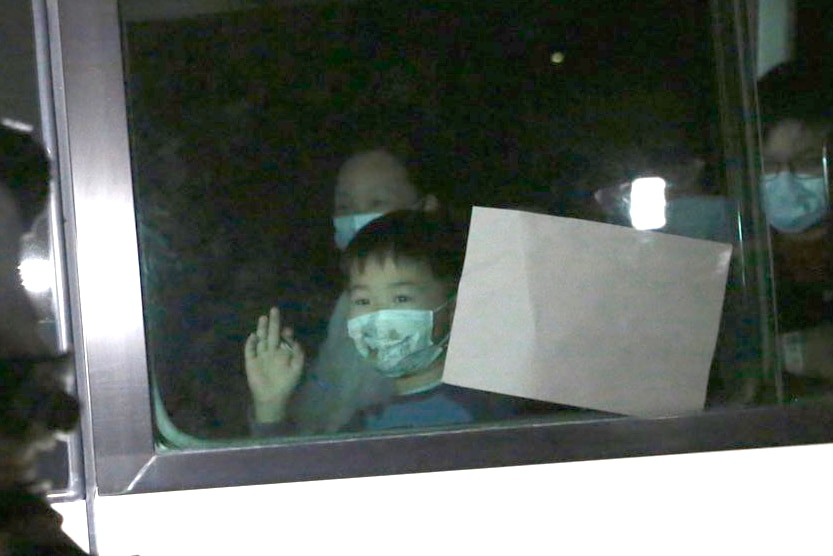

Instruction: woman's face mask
[761,171,830,234]
[346,298,452,379]
[333,212,384,250]
[332,196,428,250]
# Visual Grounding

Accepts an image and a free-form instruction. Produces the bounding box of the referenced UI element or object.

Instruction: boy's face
[334,150,421,217]
[347,255,453,340]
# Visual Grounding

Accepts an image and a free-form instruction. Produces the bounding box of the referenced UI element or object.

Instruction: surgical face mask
[332,196,428,250]
[761,172,830,234]
[333,212,383,250]
[346,299,452,379]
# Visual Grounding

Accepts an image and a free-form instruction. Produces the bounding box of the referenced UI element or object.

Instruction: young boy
[237,147,443,435]
[309,146,441,409]
[245,210,523,434]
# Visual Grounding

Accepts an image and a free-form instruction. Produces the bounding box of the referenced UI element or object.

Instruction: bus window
[114,0,774,447]
[54,0,833,498]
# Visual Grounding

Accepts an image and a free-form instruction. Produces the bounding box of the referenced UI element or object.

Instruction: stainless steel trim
[33,0,86,506]
[44,0,104,550]
[53,0,154,496]
[116,402,833,494]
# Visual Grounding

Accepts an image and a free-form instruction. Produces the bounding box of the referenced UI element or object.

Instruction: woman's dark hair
[338,132,433,198]
[341,210,466,287]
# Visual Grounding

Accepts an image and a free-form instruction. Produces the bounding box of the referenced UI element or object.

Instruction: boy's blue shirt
[251,379,597,437]
[355,383,522,430]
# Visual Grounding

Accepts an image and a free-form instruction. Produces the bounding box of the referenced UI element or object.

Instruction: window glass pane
[758,1,833,403]
[119,0,769,447]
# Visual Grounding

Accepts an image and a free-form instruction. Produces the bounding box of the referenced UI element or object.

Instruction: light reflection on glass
[1,118,34,133]
[19,257,52,293]
[629,177,667,230]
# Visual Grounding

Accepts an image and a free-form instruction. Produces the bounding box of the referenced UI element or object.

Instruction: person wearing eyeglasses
[757,60,833,394]
[0,124,87,555]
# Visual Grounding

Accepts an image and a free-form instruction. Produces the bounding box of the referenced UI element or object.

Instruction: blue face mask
[332,212,384,250]
[332,197,428,250]
[761,172,830,234]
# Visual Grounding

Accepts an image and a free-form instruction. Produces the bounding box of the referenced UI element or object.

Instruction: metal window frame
[49,0,833,497]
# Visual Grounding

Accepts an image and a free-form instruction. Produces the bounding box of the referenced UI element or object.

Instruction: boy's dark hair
[757,59,833,130]
[0,125,50,230]
[342,210,466,287]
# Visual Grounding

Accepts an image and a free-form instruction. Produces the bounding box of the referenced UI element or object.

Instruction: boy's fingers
[290,345,306,373]
[256,314,268,343]
[244,333,257,362]
[267,306,281,350]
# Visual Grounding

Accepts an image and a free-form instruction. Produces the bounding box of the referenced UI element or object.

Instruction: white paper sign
[443,207,733,418]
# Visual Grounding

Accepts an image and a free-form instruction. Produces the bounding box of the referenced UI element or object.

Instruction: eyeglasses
[762,136,831,179]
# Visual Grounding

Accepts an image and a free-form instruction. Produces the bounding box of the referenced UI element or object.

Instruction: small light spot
[550,51,565,64]
[629,177,667,231]
[19,258,53,294]
[1,118,34,133]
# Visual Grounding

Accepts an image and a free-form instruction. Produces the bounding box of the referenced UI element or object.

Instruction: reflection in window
[2,0,79,489]
[629,177,667,231]
[120,0,768,445]
[757,58,833,401]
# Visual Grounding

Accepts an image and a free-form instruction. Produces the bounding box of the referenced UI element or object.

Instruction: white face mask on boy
[346,298,452,379]
[761,171,830,234]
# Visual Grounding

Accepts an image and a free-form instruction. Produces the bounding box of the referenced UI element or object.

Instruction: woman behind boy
[293,147,441,432]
